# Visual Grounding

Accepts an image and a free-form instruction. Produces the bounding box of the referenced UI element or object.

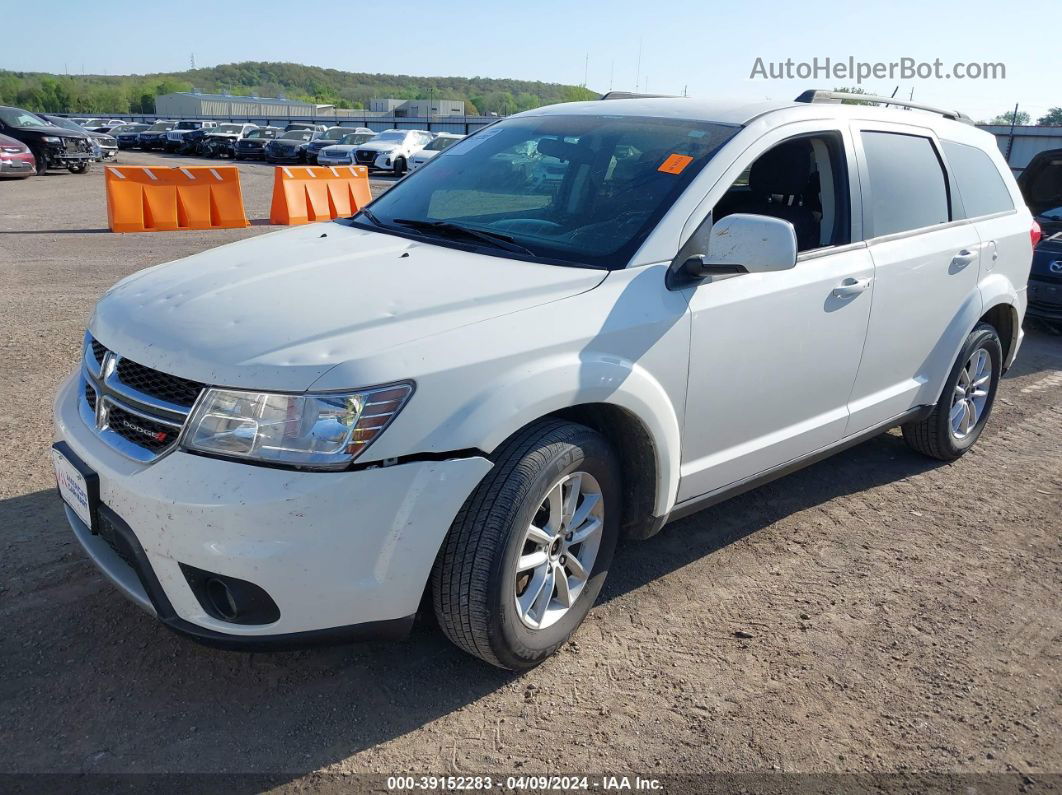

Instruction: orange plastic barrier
[105,165,249,233]
[269,165,372,225]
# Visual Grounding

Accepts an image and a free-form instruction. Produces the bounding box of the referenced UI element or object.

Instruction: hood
[321,144,357,154]
[357,140,401,153]
[205,132,239,140]
[412,149,441,162]
[1020,148,1062,226]
[17,124,83,139]
[89,223,606,392]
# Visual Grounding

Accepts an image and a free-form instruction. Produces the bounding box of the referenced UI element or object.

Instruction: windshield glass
[339,133,373,146]
[177,121,201,130]
[246,129,276,140]
[280,130,312,141]
[116,124,147,134]
[372,132,406,143]
[45,117,86,132]
[355,114,737,268]
[146,122,173,131]
[318,127,347,141]
[425,136,462,151]
[0,108,49,127]
[214,124,244,134]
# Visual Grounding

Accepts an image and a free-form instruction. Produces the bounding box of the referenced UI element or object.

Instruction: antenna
[609,60,614,91]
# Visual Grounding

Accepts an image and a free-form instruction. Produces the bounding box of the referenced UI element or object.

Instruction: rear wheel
[902,323,1002,460]
[432,420,620,670]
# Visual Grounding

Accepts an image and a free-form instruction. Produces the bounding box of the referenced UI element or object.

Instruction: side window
[942,140,1014,218]
[860,131,949,237]
[713,133,850,253]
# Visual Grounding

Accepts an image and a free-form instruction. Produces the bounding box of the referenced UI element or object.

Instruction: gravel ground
[0,153,1059,782]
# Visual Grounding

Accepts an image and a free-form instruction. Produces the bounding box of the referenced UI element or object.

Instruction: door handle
[950,249,977,270]
[832,277,872,298]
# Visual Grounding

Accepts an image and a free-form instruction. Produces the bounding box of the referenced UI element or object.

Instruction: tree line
[0,61,599,117]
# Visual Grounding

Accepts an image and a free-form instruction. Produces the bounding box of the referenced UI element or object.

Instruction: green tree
[832,86,879,106]
[984,110,1030,126]
[1037,107,1062,126]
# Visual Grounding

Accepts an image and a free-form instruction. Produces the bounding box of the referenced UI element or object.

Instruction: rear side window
[861,131,949,237]
[942,140,1014,218]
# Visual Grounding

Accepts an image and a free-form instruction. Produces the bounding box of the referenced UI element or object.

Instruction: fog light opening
[206,578,239,621]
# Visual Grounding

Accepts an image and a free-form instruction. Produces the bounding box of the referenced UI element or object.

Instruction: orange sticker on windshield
[658,154,694,174]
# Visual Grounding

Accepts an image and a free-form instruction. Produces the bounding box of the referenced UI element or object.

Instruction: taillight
[1031,219,1042,249]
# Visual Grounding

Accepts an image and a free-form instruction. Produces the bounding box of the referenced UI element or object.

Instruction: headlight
[183,382,414,469]
[43,136,61,143]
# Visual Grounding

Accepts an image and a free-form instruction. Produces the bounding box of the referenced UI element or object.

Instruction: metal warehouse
[155,92,327,118]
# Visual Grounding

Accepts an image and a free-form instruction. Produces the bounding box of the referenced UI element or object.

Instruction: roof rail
[600,91,680,101]
[794,90,973,124]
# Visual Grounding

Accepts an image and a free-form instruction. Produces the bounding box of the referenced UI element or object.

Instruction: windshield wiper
[391,218,535,256]
[358,207,384,226]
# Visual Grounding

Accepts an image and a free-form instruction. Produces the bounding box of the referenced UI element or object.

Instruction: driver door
[676,124,875,502]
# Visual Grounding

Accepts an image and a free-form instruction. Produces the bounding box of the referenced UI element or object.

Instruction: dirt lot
[0,153,1060,782]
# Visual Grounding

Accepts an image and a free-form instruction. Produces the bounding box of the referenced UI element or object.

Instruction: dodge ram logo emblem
[1051,260,1062,274]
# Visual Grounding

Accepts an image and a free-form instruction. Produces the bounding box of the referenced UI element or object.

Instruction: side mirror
[684,213,798,279]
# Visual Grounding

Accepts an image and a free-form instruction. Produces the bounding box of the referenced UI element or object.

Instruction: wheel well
[548,403,659,540]
[980,303,1017,370]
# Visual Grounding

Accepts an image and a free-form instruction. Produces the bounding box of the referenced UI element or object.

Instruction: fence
[63,112,497,135]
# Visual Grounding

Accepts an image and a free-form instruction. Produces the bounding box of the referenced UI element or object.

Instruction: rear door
[845,124,981,434]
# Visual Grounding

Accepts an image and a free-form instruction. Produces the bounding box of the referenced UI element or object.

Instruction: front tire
[902,322,1002,460]
[432,420,620,670]
[32,150,47,175]
[69,161,90,174]
[393,156,406,176]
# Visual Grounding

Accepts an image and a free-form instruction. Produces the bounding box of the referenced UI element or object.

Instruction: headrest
[749,141,812,196]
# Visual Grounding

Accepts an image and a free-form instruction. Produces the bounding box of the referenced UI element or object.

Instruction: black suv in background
[137,121,177,151]
[0,105,93,175]
[113,123,149,149]
[233,126,282,160]
[1021,148,1062,329]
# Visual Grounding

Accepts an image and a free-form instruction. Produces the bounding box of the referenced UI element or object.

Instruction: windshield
[425,136,462,151]
[116,124,147,134]
[339,133,373,146]
[372,132,406,143]
[177,121,201,130]
[280,130,312,141]
[45,117,86,132]
[246,129,277,140]
[318,127,347,141]
[0,108,49,127]
[215,124,244,134]
[146,122,173,131]
[355,114,737,268]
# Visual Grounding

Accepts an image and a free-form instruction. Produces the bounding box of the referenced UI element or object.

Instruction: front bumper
[318,155,353,166]
[53,373,493,645]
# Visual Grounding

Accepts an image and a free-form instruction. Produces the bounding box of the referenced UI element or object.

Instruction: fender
[425,352,684,520]
[978,273,1023,369]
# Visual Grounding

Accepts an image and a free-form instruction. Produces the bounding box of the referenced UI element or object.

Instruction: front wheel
[432,420,620,670]
[33,150,47,175]
[69,161,90,174]
[393,156,406,176]
[902,322,1002,460]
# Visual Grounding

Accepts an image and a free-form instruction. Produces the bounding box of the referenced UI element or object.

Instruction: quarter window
[942,140,1014,218]
[861,131,949,237]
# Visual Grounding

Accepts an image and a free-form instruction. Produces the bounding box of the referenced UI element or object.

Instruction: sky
[2,0,1056,123]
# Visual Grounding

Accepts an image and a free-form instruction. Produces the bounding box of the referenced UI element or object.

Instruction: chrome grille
[79,333,202,463]
[355,150,377,164]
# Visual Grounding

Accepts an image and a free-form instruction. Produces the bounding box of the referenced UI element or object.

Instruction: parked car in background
[408,132,465,171]
[137,121,177,151]
[199,123,258,158]
[1020,148,1062,329]
[301,126,372,164]
[353,129,433,174]
[0,105,93,175]
[316,131,378,166]
[0,132,35,178]
[84,120,128,133]
[164,120,218,153]
[113,123,149,149]
[285,122,328,133]
[233,127,283,160]
[263,129,314,163]
[42,115,118,162]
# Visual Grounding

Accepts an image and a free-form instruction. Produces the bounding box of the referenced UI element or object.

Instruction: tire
[393,156,406,176]
[69,162,90,174]
[432,420,620,670]
[32,150,47,176]
[902,322,1002,461]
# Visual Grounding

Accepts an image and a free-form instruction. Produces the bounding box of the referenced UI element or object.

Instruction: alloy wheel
[950,347,992,439]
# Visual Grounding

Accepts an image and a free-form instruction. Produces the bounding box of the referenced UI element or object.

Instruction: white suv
[350,128,433,174]
[52,91,1034,669]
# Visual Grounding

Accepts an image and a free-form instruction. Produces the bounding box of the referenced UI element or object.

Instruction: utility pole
[583,52,589,88]
[635,39,642,92]
[1005,102,1020,166]
[190,53,196,70]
